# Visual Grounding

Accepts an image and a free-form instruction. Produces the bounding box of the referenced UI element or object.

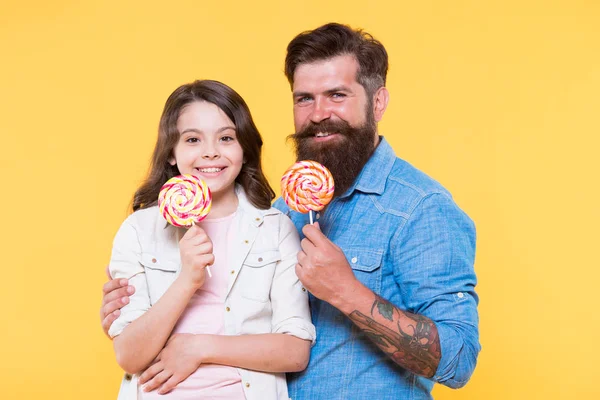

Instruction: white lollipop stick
[309,210,314,225]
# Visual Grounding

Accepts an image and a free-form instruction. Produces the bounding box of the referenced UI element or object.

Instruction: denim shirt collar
[339,136,396,199]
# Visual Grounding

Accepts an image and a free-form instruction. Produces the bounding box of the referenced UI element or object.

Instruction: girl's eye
[186,137,200,143]
[221,136,235,142]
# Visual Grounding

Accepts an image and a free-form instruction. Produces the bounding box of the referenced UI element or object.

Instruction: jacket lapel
[225,207,260,297]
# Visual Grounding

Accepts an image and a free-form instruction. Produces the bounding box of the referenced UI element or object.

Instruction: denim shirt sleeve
[392,192,480,388]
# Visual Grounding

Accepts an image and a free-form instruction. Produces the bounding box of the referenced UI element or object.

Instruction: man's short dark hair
[285,22,388,98]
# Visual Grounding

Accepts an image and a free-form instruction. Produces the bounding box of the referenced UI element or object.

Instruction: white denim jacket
[108,187,315,400]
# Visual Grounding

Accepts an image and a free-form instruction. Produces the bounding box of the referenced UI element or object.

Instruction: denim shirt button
[457,292,464,298]
[351,257,358,263]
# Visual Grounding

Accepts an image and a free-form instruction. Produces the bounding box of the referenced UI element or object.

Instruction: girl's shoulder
[248,205,288,226]
[261,205,285,217]
[113,206,174,251]
[253,206,298,238]
[121,205,162,230]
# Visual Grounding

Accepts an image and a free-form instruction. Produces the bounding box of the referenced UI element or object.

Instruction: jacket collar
[338,136,396,199]
[235,185,279,226]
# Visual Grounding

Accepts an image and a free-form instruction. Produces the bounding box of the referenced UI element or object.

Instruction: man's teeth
[197,167,223,173]
[315,132,331,137]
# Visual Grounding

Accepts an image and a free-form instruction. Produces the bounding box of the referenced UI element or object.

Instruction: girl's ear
[168,155,176,166]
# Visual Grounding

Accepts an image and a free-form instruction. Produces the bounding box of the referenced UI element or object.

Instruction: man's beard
[288,110,377,197]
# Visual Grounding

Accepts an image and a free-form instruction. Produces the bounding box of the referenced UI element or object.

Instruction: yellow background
[1,1,597,399]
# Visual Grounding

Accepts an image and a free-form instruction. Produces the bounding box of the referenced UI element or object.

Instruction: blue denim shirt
[274,137,480,400]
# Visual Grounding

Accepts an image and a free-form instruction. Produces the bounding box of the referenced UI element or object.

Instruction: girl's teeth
[198,168,222,173]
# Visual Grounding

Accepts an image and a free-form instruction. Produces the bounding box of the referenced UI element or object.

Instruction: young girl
[108,80,314,400]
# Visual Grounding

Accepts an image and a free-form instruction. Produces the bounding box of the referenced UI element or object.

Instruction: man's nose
[309,98,332,123]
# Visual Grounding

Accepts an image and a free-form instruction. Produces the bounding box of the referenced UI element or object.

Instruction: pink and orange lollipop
[159,174,213,276]
[281,160,334,224]
[159,174,212,227]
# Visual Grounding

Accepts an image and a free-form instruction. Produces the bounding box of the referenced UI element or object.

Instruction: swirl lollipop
[159,174,212,226]
[158,174,213,276]
[281,160,334,224]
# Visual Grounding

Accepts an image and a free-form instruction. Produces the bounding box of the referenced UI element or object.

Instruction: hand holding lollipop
[158,174,213,277]
[281,160,334,224]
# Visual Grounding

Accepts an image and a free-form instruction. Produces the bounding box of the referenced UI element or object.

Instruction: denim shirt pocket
[342,247,384,292]
[140,253,179,305]
[240,249,280,303]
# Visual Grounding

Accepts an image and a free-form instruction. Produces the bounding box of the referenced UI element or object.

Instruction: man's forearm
[333,282,441,378]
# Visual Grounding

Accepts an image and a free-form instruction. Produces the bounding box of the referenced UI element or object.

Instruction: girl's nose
[202,144,220,159]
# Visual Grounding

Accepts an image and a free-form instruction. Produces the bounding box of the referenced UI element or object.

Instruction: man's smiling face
[290,54,379,196]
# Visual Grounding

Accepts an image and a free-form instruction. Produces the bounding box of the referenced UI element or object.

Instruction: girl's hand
[178,224,214,289]
[138,334,210,394]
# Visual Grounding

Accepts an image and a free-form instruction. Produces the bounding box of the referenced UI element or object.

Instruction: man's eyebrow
[293,86,352,98]
[292,91,313,98]
[324,86,351,95]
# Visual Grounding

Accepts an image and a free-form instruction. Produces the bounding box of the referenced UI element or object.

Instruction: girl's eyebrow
[180,126,236,135]
[217,126,236,133]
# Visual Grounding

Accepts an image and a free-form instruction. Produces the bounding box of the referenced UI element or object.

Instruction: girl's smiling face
[170,101,244,202]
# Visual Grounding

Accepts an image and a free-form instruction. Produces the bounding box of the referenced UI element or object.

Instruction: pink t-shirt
[142,213,246,400]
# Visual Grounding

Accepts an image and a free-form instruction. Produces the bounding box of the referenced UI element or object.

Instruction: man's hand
[296,222,360,307]
[138,333,206,394]
[100,266,135,337]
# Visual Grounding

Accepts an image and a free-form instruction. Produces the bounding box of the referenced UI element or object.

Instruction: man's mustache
[289,120,353,140]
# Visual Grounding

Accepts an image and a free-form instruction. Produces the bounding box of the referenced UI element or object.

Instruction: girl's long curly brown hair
[132,80,275,212]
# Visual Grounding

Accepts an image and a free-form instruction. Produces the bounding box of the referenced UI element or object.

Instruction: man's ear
[373,87,390,122]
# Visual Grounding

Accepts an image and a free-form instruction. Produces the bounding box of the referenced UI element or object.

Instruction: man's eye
[296,96,311,104]
[332,93,346,99]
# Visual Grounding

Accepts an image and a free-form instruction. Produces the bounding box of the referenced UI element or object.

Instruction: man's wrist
[330,279,369,315]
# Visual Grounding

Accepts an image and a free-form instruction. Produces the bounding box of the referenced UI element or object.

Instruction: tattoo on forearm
[348,296,441,378]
